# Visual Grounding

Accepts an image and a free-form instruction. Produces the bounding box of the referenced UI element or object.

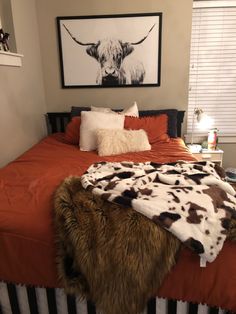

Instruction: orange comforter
[0,134,235,311]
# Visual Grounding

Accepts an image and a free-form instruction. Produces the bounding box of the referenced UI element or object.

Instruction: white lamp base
[187,144,202,153]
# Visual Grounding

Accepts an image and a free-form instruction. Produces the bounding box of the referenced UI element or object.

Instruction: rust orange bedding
[0,134,235,311]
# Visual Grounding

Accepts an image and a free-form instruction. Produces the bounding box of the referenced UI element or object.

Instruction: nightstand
[191,149,224,166]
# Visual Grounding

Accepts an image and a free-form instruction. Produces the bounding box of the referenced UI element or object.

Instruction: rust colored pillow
[64,117,81,145]
[124,114,169,144]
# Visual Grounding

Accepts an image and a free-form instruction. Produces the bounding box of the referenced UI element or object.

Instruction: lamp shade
[196,112,213,130]
[189,107,214,149]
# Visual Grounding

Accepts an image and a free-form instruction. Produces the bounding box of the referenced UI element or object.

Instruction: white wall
[0,0,47,167]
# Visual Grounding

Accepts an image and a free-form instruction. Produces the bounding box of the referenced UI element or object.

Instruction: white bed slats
[0,282,228,314]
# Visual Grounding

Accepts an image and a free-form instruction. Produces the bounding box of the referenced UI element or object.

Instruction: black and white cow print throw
[81,161,236,265]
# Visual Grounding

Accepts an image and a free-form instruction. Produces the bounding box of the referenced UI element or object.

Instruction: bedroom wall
[219,144,236,169]
[0,0,47,168]
[35,0,193,112]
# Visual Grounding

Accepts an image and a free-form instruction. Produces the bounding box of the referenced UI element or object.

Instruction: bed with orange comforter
[0,130,236,313]
[0,134,236,311]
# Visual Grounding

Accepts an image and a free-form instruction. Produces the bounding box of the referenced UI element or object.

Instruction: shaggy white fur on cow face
[86,38,134,85]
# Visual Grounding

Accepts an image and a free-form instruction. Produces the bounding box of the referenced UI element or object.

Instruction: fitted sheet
[0,134,235,311]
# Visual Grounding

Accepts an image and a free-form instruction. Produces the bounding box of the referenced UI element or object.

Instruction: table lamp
[188,107,213,153]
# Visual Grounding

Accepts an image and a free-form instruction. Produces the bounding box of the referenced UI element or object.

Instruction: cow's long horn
[63,24,95,46]
[131,23,156,45]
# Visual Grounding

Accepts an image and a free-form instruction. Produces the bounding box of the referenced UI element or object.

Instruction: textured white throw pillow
[91,102,139,117]
[96,129,151,156]
[80,111,124,151]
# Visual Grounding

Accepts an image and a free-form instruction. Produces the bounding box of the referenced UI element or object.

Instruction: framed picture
[57,13,162,88]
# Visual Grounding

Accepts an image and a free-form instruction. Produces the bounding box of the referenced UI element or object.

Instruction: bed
[0,108,235,314]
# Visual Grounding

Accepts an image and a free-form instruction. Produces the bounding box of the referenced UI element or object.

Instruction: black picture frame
[56,13,162,88]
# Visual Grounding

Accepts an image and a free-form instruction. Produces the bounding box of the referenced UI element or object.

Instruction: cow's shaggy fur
[54,176,236,314]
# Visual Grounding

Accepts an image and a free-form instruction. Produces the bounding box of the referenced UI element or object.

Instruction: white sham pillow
[91,106,113,113]
[90,102,139,117]
[96,128,151,156]
[121,101,139,117]
[80,111,124,151]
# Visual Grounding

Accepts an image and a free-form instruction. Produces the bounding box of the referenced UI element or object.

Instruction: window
[187,0,236,142]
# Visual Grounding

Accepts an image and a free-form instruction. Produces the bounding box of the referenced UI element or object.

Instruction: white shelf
[0,50,23,67]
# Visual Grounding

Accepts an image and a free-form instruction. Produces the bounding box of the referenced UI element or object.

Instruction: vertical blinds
[187,3,236,136]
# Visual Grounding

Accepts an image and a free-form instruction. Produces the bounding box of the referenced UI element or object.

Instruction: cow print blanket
[81,161,236,265]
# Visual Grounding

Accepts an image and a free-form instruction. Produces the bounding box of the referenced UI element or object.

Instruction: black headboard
[47,111,185,137]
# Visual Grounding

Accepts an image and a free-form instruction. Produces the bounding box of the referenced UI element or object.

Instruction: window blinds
[187,2,236,137]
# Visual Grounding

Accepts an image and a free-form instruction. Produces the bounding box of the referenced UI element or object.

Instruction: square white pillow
[96,128,151,156]
[90,102,139,117]
[80,111,124,151]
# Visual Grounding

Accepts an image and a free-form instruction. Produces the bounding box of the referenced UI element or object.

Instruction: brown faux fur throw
[54,176,236,314]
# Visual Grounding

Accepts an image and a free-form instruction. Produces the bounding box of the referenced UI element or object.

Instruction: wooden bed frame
[1,280,225,314]
[46,110,185,136]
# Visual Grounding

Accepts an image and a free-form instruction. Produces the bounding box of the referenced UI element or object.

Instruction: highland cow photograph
[57,13,162,88]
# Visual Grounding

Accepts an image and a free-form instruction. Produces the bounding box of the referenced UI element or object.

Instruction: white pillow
[121,101,139,117]
[90,102,139,117]
[80,111,124,151]
[96,129,151,156]
[91,105,113,113]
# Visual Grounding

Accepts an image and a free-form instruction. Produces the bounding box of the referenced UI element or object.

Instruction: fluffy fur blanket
[54,162,236,314]
[54,178,180,314]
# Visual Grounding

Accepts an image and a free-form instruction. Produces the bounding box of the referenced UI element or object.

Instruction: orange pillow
[64,117,81,145]
[124,114,169,144]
